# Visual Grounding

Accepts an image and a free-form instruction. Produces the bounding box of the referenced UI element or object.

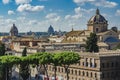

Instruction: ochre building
[62,9,120,49]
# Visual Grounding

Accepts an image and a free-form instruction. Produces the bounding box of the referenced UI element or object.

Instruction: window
[96,28,99,32]
[102,63,105,68]
[58,67,60,72]
[107,63,109,68]
[90,72,93,77]
[111,62,114,67]
[79,71,81,75]
[71,69,73,74]
[94,63,97,67]
[115,62,118,67]
[107,72,109,78]
[95,73,97,78]
[82,62,84,66]
[86,72,89,77]
[75,70,77,75]
[86,62,88,67]
[90,63,92,67]
[83,71,85,76]
[102,73,104,78]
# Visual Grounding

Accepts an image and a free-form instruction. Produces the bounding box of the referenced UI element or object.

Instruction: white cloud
[73,0,117,8]
[65,7,92,20]
[116,10,120,16]
[39,0,48,1]
[2,0,10,4]
[8,10,15,15]
[17,4,45,12]
[73,0,95,4]
[94,0,118,8]
[15,0,32,4]
[46,13,57,19]
[74,7,81,14]
[65,15,71,20]
[46,13,60,22]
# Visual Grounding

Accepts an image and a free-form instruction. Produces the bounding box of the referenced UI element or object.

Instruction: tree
[51,53,62,80]
[39,52,52,79]
[22,47,27,56]
[27,52,52,80]
[85,33,99,52]
[0,43,5,56]
[0,56,21,80]
[58,52,80,80]
[0,43,6,80]
[19,47,30,80]
[27,52,43,78]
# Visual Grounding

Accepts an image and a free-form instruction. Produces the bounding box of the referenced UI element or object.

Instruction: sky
[0,0,120,32]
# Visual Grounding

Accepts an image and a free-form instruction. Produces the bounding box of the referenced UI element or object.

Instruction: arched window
[75,70,77,75]
[96,28,99,32]
[71,69,73,74]
[86,72,89,77]
[83,71,85,76]
[90,72,93,77]
[79,71,81,75]
[61,68,63,72]
[58,67,60,72]
[95,73,97,78]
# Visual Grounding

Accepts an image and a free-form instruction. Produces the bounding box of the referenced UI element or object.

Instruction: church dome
[48,25,54,35]
[10,24,18,36]
[88,8,107,24]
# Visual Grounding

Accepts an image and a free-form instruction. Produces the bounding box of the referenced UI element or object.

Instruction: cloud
[8,10,15,15]
[17,4,45,12]
[38,0,48,1]
[46,13,60,22]
[2,0,10,4]
[116,10,120,16]
[73,0,117,8]
[93,0,118,8]
[65,7,94,20]
[46,13,57,19]
[15,0,32,4]
[73,0,95,4]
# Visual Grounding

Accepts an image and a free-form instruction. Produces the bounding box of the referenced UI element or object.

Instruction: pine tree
[0,43,6,80]
[19,47,30,80]
[0,43,5,56]
[85,33,99,52]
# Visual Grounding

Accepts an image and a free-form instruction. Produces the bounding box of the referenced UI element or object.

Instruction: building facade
[47,51,120,80]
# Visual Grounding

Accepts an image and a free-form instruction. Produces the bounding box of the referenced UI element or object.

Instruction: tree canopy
[85,33,99,52]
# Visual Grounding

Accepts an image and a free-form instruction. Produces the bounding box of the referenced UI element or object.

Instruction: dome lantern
[96,8,100,15]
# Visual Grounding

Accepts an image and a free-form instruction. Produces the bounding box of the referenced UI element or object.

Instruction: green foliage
[0,43,6,80]
[0,44,5,56]
[27,52,43,65]
[0,56,21,80]
[0,62,5,80]
[59,52,80,65]
[56,52,80,80]
[85,33,99,52]
[0,56,21,67]
[113,43,120,50]
[39,52,52,65]
[52,53,62,66]
[22,47,27,56]
[20,47,30,80]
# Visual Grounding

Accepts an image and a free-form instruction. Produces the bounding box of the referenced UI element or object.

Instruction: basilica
[62,8,120,49]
